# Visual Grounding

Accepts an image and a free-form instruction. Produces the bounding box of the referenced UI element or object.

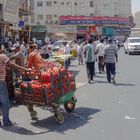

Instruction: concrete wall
[33,0,132,25]
[3,0,19,26]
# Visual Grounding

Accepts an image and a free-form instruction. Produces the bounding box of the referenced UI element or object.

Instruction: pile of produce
[20,60,76,105]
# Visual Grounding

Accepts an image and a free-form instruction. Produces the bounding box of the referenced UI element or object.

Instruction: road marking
[71,113,86,120]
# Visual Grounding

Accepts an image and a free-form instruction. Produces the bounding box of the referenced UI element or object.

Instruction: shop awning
[9,26,22,31]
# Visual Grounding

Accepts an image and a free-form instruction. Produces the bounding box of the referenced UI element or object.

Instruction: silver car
[124,37,140,55]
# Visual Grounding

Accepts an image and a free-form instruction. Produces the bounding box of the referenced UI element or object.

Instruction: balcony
[19,2,31,16]
[19,7,31,16]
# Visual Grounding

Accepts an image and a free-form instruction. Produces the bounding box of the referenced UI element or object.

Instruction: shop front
[31,25,47,47]
[60,16,131,39]
[77,26,89,40]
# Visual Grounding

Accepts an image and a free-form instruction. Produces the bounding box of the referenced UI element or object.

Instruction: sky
[132,0,140,13]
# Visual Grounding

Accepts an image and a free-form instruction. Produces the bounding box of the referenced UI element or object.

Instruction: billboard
[60,16,130,25]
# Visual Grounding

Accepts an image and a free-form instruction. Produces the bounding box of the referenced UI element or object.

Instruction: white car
[124,37,140,55]
[51,40,72,51]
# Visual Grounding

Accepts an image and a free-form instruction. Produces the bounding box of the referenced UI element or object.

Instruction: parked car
[124,37,140,55]
[51,40,72,51]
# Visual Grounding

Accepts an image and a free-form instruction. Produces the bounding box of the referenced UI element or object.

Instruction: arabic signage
[60,16,130,25]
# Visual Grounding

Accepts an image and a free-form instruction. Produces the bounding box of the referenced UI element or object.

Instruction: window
[79,2,84,7]
[66,2,70,7]
[46,15,52,20]
[90,13,94,16]
[103,3,109,9]
[74,2,78,6]
[54,15,57,18]
[61,2,64,5]
[54,1,57,5]
[38,15,43,20]
[46,1,52,7]
[37,1,43,7]
[90,1,94,7]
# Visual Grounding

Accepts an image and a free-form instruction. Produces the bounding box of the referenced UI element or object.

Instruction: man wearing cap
[104,38,118,84]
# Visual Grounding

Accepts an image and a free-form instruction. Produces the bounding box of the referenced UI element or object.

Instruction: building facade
[31,0,132,40]
[0,0,31,44]
[134,11,140,28]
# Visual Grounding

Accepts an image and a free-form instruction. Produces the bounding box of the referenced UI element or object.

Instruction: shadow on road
[95,80,108,84]
[0,107,101,135]
[114,83,135,86]
[31,107,101,134]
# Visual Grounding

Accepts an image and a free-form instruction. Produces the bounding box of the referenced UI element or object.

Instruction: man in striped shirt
[0,44,29,126]
[104,38,118,84]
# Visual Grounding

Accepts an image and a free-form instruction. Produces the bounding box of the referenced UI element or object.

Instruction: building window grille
[54,1,57,5]
[61,2,64,5]
[37,1,43,7]
[38,15,43,20]
[54,15,57,18]
[103,3,109,9]
[46,1,52,7]
[46,15,52,20]
[90,1,94,7]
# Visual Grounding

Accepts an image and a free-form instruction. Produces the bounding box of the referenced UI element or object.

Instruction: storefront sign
[102,27,114,36]
[60,16,130,25]
[18,21,25,28]
[115,27,131,34]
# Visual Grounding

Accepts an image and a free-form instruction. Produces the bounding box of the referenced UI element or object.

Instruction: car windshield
[54,42,63,46]
[129,39,140,43]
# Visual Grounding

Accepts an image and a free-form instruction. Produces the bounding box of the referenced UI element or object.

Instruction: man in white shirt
[96,39,105,74]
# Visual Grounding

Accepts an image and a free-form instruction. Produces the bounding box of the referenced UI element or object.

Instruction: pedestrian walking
[96,38,105,74]
[0,44,29,126]
[84,39,96,84]
[77,42,84,65]
[104,38,118,83]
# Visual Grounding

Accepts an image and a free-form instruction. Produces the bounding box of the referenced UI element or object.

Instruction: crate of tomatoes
[20,60,76,106]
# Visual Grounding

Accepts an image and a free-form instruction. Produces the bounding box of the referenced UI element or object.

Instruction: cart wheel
[64,100,76,113]
[55,113,64,124]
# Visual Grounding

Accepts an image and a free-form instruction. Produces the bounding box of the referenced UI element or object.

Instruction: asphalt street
[1,48,140,140]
